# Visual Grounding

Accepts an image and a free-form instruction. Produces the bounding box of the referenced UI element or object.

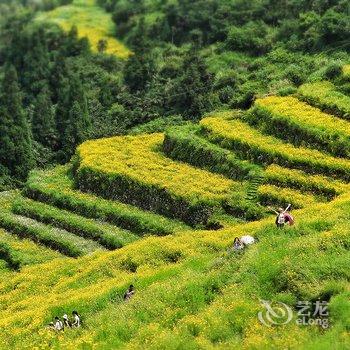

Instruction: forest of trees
[0,0,349,188]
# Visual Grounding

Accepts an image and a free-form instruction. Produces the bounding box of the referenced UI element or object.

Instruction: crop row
[257,184,318,209]
[0,212,104,257]
[200,113,350,181]
[75,133,242,226]
[0,241,21,270]
[264,164,347,200]
[250,96,350,158]
[0,228,61,266]
[298,82,350,120]
[163,124,262,180]
[25,166,187,235]
[12,197,139,250]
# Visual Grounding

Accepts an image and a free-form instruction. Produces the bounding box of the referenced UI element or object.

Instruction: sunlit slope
[75,133,255,225]
[1,75,350,348]
[0,193,349,349]
[36,0,130,58]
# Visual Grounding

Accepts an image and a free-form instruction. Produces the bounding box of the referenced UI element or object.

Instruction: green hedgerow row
[75,133,269,224]
[24,166,188,235]
[163,124,262,181]
[264,164,348,200]
[0,227,61,266]
[0,212,104,257]
[12,197,139,250]
[75,134,244,227]
[200,113,350,181]
[250,96,350,158]
[298,81,350,120]
[257,184,318,209]
[0,241,21,271]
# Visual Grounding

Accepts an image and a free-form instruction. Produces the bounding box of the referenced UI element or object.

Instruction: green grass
[1,80,350,348]
[250,96,350,158]
[0,212,104,257]
[12,197,139,250]
[164,124,262,180]
[298,81,350,120]
[0,241,21,270]
[0,191,349,349]
[24,165,189,235]
[0,228,61,266]
[200,112,350,180]
[257,184,320,208]
[36,0,130,58]
[75,133,249,226]
[264,164,348,199]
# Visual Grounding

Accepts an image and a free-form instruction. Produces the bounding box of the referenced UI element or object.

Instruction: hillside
[0,0,350,348]
[0,70,350,348]
[36,0,130,58]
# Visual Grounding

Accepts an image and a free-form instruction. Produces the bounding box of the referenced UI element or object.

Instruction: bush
[298,81,350,120]
[324,63,342,80]
[0,242,21,270]
[264,164,342,199]
[163,124,262,181]
[257,184,317,209]
[0,212,101,257]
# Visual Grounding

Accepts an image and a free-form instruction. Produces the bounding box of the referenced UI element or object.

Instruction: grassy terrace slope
[201,112,350,180]
[75,133,252,226]
[298,82,350,119]
[1,76,350,348]
[25,166,187,235]
[250,96,350,157]
[0,193,349,349]
[36,0,130,58]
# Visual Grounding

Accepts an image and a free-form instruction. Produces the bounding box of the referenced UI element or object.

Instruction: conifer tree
[22,27,50,101]
[32,84,57,149]
[169,47,213,120]
[56,70,91,161]
[0,64,33,180]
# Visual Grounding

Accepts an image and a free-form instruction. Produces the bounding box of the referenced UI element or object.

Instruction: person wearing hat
[63,314,71,328]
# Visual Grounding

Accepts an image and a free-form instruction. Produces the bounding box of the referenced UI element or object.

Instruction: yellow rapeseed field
[36,0,130,58]
[200,114,350,178]
[255,95,350,138]
[77,133,238,202]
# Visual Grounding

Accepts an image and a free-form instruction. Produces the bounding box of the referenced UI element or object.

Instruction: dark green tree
[124,51,156,92]
[32,84,57,149]
[168,48,214,120]
[0,64,33,180]
[56,71,91,160]
[22,27,50,101]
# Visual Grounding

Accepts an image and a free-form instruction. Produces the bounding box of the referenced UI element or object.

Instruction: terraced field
[1,74,350,349]
[36,0,130,58]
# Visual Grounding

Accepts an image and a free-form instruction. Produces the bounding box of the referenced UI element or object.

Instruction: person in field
[240,235,256,245]
[124,285,135,301]
[233,237,244,251]
[233,235,257,251]
[63,314,71,328]
[54,316,64,331]
[72,311,81,328]
[270,204,293,228]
